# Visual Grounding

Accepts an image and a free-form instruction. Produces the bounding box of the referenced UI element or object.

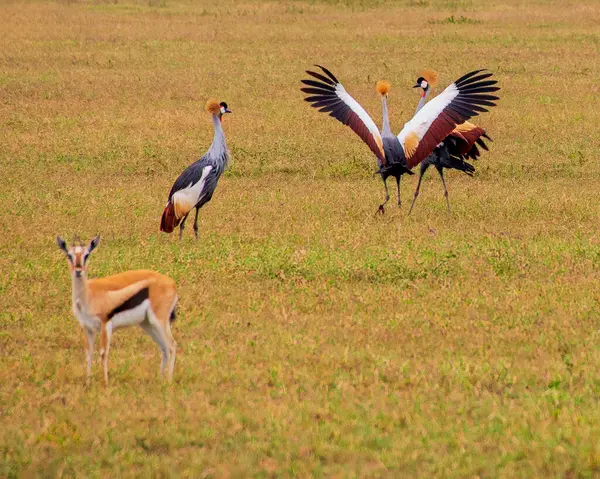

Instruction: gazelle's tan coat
[58,236,178,385]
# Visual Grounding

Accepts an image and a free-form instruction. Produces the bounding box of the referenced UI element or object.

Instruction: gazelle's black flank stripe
[108,288,149,320]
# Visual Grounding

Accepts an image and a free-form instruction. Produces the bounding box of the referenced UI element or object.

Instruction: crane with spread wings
[301,65,499,214]
[408,69,495,215]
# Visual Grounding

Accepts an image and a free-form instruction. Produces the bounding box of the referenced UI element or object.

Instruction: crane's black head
[413,69,439,94]
[413,76,429,91]
[219,102,232,115]
[206,99,232,118]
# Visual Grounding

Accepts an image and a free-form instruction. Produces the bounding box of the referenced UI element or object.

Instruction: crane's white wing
[398,70,499,168]
[301,65,386,165]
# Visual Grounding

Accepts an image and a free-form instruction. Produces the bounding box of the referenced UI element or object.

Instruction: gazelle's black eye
[68,254,74,262]
[83,254,90,263]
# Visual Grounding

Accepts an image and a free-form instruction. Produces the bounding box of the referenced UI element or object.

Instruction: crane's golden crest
[205,99,221,114]
[376,80,391,96]
[420,69,439,88]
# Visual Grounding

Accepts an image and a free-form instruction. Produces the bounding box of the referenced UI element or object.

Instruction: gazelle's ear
[57,236,68,254]
[88,235,100,253]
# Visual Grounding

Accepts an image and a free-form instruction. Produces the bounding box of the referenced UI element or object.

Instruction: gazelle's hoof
[376,205,385,215]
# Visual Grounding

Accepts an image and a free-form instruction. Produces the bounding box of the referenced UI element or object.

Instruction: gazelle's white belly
[111,300,151,330]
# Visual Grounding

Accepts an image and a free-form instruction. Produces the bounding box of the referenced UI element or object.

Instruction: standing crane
[408,69,496,215]
[160,99,232,240]
[301,65,499,214]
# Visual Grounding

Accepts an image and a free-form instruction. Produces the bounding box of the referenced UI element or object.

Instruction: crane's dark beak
[225,108,232,113]
[412,84,420,88]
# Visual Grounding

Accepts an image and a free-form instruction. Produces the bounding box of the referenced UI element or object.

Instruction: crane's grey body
[377,96,413,213]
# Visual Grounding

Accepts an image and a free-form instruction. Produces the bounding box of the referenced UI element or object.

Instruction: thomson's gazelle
[57,235,178,385]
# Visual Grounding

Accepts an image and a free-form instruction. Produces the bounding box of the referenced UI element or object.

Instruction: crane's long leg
[408,171,425,216]
[395,175,402,208]
[409,162,431,216]
[377,176,390,215]
[179,214,189,241]
[436,165,451,214]
[193,207,200,241]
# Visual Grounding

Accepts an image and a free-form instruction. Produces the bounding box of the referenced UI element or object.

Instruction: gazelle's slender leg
[156,326,170,376]
[100,321,113,386]
[141,314,170,377]
[164,322,177,382]
[82,328,95,386]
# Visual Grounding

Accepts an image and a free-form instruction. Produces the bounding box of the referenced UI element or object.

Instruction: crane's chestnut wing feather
[448,122,492,160]
[301,65,386,165]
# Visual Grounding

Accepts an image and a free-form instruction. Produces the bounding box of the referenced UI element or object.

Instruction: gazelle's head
[206,99,232,121]
[413,69,439,97]
[57,235,100,279]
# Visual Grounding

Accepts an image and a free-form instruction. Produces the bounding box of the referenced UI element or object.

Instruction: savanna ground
[1,0,600,476]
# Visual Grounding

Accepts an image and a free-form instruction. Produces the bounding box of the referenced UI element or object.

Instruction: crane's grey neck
[415,89,430,115]
[381,96,392,136]
[209,114,228,163]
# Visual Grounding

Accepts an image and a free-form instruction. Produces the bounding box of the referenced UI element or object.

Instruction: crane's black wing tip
[455,68,499,88]
[301,79,335,91]
[313,64,339,84]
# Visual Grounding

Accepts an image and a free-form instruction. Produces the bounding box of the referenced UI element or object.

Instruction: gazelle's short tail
[169,295,178,322]
[160,203,180,233]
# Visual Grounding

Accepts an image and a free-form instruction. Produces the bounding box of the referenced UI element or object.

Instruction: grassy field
[2,0,600,476]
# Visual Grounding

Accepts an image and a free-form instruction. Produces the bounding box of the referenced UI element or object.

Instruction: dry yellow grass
[2,0,600,476]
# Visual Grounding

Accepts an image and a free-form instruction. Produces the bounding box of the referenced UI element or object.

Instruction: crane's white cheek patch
[172,166,213,218]
[111,300,150,329]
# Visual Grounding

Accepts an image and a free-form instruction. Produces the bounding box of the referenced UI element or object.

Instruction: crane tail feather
[160,203,180,233]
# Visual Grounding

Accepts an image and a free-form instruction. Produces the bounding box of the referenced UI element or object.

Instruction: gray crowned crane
[160,99,232,240]
[301,65,499,214]
[408,69,497,215]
